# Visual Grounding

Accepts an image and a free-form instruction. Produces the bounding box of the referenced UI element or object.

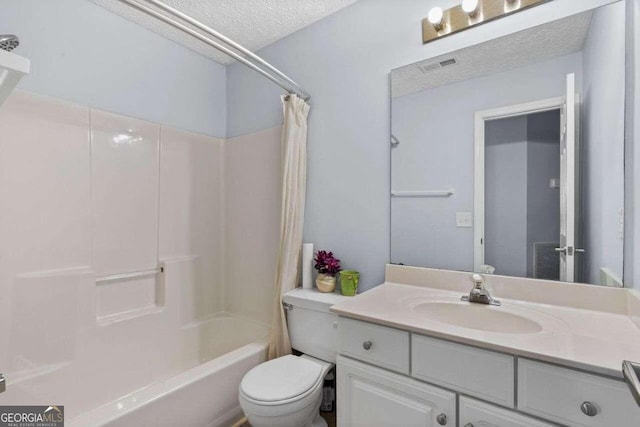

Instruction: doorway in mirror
[483,110,563,281]
[475,74,582,283]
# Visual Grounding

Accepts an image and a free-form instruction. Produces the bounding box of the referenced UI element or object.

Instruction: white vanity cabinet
[336,317,640,427]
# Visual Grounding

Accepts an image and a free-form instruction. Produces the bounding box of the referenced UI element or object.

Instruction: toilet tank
[283,288,352,363]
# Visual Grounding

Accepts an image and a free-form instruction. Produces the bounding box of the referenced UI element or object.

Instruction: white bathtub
[67,315,268,427]
[2,305,267,427]
[0,257,271,426]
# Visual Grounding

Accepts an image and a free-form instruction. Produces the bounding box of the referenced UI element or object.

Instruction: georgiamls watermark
[0,406,64,427]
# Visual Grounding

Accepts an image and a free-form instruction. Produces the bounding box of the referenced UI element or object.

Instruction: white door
[559,73,579,282]
[337,356,456,427]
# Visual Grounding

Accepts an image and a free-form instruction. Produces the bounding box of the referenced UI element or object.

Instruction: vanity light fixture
[427,7,445,31]
[422,0,552,44]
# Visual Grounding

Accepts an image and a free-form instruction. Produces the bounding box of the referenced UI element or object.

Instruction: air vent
[439,58,457,67]
[417,57,457,74]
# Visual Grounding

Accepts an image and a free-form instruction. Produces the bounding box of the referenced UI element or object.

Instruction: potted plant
[314,250,341,293]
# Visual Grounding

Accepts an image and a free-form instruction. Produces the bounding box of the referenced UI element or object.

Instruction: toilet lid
[240,355,323,402]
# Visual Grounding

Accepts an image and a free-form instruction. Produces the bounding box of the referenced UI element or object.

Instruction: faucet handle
[471,273,484,288]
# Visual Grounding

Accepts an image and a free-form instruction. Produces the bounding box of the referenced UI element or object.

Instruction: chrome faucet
[461,274,501,306]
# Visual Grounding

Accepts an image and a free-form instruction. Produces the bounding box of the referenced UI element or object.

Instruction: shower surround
[0,91,282,425]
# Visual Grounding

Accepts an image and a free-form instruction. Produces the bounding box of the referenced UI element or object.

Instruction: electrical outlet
[456,212,473,228]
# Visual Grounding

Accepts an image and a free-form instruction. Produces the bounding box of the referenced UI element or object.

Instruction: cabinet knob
[464,424,474,427]
[362,341,372,350]
[580,401,598,417]
[436,413,447,425]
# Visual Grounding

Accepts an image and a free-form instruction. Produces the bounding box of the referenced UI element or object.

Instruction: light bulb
[504,0,520,12]
[462,0,480,16]
[428,7,444,29]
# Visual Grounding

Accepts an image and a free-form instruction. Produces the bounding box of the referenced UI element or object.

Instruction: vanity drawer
[338,317,410,374]
[460,396,554,427]
[518,359,640,427]
[412,334,515,407]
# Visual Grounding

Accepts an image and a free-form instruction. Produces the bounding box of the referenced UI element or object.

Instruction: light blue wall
[226,0,618,291]
[626,0,640,289]
[0,0,227,138]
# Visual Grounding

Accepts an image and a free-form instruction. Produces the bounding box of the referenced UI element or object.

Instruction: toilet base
[310,412,328,427]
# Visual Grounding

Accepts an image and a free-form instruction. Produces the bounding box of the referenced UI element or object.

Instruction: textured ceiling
[91,0,359,64]
[392,10,593,98]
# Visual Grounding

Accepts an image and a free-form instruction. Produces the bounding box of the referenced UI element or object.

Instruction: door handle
[555,246,584,256]
[0,373,5,393]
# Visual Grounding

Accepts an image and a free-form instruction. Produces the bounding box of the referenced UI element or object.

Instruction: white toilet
[239,289,348,427]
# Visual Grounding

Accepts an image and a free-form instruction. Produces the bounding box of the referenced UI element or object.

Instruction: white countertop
[331,281,640,378]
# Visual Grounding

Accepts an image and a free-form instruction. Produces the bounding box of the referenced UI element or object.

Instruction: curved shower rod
[118,0,311,101]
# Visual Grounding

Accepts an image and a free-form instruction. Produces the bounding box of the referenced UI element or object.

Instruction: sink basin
[412,301,543,334]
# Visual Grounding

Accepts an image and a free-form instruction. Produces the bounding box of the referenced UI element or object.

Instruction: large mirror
[391,1,626,286]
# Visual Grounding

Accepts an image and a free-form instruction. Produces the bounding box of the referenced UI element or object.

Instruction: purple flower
[314,250,342,276]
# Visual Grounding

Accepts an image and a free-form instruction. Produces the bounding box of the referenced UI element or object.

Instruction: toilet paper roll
[302,243,313,289]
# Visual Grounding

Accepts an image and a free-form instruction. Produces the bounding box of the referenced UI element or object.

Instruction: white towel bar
[391,188,455,198]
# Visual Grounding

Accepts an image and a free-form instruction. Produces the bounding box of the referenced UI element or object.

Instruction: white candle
[302,243,313,289]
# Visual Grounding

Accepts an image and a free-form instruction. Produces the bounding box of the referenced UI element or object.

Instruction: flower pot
[316,273,337,293]
[340,270,360,296]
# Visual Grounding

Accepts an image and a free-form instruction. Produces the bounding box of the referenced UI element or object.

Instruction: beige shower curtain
[267,94,310,359]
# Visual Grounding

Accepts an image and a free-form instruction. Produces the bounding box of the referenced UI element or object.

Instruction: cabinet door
[337,355,456,427]
[460,397,554,427]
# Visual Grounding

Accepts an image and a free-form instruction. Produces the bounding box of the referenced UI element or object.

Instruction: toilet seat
[240,355,325,406]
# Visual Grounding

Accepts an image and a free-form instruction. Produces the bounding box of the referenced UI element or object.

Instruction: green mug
[340,270,360,296]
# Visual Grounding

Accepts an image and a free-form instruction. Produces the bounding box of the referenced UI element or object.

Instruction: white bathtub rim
[67,341,267,427]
